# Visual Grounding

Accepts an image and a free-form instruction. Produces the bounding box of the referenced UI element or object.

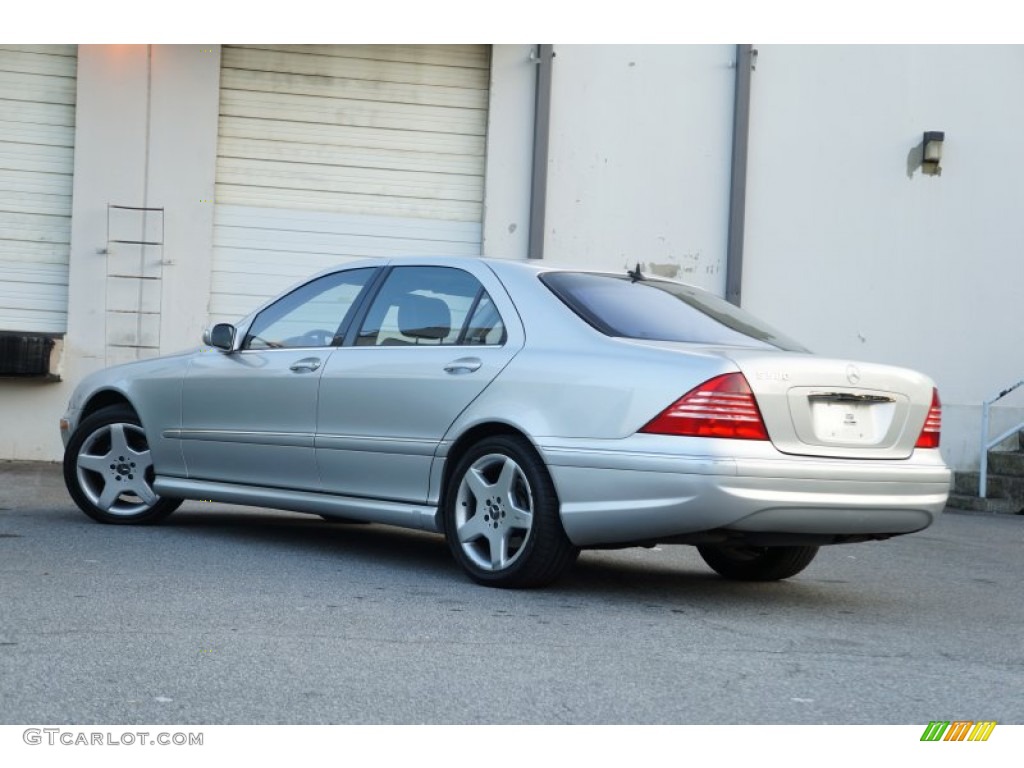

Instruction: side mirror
[205,323,237,351]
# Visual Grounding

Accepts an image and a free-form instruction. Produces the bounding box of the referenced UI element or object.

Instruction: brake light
[915,388,942,449]
[640,373,769,440]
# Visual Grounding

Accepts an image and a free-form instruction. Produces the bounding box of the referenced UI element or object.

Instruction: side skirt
[152,476,442,532]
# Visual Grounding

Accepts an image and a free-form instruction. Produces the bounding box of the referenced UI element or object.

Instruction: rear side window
[355,266,506,347]
[541,272,807,352]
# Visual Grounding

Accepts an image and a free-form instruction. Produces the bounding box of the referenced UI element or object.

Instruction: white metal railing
[979,379,1024,498]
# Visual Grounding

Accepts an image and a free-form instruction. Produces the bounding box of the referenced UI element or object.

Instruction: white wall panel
[0,45,77,332]
[212,44,489,320]
[742,45,1024,469]
[210,205,481,323]
[542,45,735,294]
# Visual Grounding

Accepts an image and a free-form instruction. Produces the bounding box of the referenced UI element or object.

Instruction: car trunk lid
[724,349,936,459]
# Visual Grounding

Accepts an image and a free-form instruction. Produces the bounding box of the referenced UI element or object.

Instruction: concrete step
[987,450,1024,476]
[954,470,1024,500]
[947,493,1024,515]
[939,432,1023,515]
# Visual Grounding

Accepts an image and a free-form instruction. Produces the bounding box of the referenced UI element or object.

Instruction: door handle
[290,357,321,373]
[444,357,483,374]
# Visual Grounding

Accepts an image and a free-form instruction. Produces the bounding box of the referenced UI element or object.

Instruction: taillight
[640,373,769,440]
[915,388,942,448]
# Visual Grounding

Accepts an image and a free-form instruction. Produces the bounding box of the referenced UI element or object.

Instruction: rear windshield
[541,271,808,352]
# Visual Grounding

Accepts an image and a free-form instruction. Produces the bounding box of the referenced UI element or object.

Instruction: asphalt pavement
[1,460,1022,724]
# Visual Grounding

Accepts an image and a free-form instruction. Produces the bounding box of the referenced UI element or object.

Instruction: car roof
[354,255,652,283]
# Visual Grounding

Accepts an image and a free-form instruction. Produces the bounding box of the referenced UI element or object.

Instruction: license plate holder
[811,400,877,442]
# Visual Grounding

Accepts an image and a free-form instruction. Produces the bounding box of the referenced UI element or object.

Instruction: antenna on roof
[627,262,644,283]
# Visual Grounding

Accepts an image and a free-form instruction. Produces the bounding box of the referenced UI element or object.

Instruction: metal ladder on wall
[102,204,165,365]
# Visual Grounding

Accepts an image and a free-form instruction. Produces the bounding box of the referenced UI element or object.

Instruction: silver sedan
[60,257,951,587]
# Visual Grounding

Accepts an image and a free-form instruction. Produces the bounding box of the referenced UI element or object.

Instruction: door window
[460,292,506,346]
[355,267,505,347]
[243,268,376,350]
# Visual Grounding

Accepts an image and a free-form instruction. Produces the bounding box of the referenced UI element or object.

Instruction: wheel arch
[437,420,578,586]
[436,421,551,531]
[80,389,138,422]
[63,393,183,525]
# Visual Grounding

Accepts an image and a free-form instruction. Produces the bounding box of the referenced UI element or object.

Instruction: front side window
[356,266,505,347]
[541,271,807,352]
[243,268,376,350]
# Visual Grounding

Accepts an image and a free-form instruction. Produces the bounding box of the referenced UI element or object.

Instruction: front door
[180,267,378,490]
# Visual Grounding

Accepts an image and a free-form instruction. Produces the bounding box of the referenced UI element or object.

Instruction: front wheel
[443,435,578,588]
[63,405,182,525]
[697,544,818,581]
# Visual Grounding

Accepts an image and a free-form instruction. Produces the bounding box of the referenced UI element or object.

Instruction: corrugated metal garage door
[0,45,77,333]
[211,44,490,322]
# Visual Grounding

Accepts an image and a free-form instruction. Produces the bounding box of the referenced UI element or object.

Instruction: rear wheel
[697,544,818,581]
[444,435,578,588]
[63,405,181,525]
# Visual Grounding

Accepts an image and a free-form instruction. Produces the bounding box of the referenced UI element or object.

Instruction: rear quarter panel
[448,340,735,441]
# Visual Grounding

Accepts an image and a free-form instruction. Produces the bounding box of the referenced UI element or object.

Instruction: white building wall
[148,46,222,355]
[0,45,78,334]
[0,44,537,462]
[742,45,1024,469]
[0,45,221,461]
[481,44,536,261]
[542,44,736,294]
[4,44,1021,472]
[210,44,493,322]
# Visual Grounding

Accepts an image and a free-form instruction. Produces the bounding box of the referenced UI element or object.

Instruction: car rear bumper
[540,442,951,547]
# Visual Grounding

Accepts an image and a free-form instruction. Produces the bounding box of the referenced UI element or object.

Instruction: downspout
[528,44,554,260]
[725,45,755,306]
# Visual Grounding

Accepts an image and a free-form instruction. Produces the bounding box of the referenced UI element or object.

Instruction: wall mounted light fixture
[922,131,945,174]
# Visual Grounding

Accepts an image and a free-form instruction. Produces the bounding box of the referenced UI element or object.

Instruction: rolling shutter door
[0,45,77,333]
[212,44,490,322]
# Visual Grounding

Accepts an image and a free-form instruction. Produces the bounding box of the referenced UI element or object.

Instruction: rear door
[316,263,523,503]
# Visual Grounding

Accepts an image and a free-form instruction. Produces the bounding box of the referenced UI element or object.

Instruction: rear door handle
[444,357,483,374]
[290,357,322,373]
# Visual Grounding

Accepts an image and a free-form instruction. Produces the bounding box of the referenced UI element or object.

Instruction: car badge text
[755,371,790,382]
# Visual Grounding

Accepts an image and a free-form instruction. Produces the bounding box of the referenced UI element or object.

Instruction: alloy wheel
[75,422,158,516]
[453,453,535,572]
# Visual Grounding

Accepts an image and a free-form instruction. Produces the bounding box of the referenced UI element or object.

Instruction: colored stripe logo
[920,721,997,741]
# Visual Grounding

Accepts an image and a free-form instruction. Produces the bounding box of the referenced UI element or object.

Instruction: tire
[63,404,182,525]
[697,544,819,581]
[443,435,579,588]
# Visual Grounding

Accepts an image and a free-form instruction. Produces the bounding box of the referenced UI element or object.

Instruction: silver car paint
[315,260,525,504]
[179,346,329,489]
[62,256,951,547]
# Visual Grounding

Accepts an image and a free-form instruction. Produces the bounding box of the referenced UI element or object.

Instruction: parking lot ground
[1,460,1022,724]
